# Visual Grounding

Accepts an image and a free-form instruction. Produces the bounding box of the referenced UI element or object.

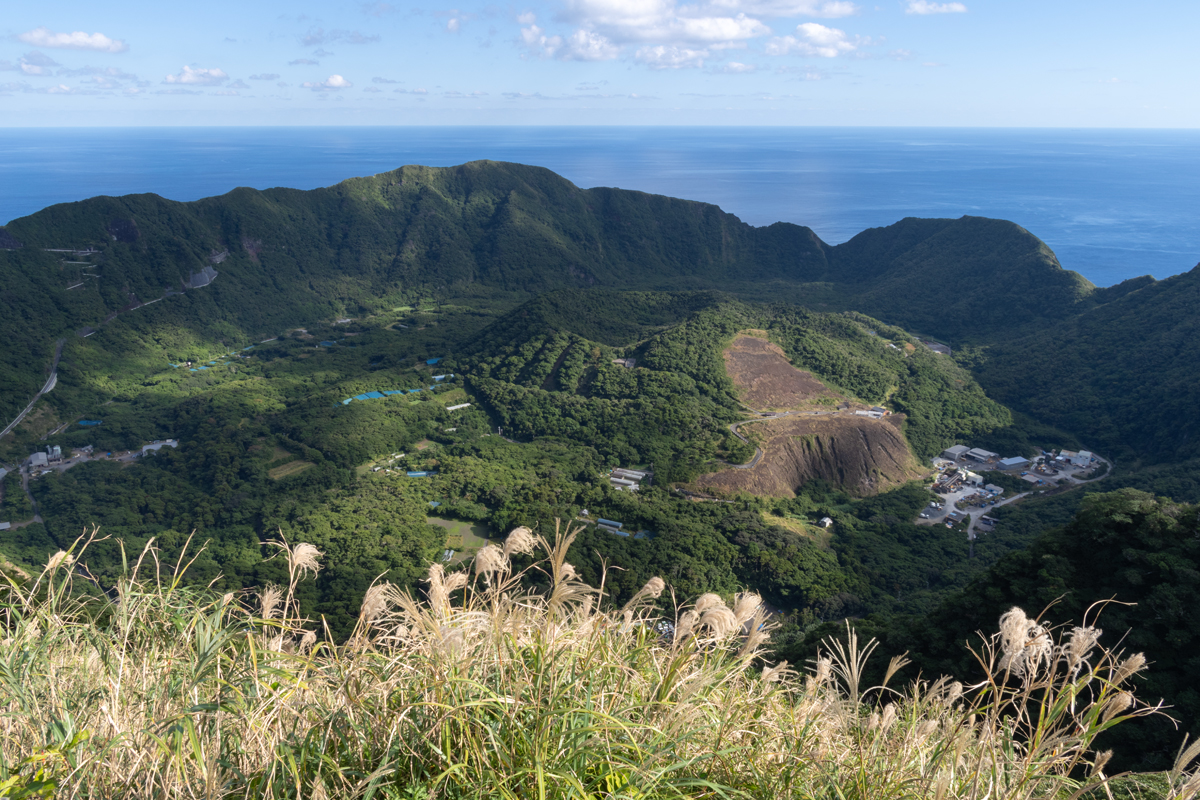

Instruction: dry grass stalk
[0,527,1183,800]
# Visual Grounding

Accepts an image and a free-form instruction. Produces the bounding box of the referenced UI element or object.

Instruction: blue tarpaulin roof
[78,420,102,426]
[428,501,441,507]
[426,358,442,365]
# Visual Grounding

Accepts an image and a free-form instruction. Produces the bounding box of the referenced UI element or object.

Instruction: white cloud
[289,58,320,65]
[520,24,565,57]
[905,0,966,13]
[249,73,280,80]
[704,0,857,18]
[564,29,621,59]
[636,44,709,68]
[717,60,756,72]
[18,27,128,53]
[164,66,229,85]
[229,79,250,89]
[518,11,538,24]
[18,51,60,76]
[557,0,770,47]
[372,76,402,83]
[302,74,353,90]
[765,22,857,56]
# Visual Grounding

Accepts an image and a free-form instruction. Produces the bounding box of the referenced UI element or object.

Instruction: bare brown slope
[699,415,924,498]
[723,333,844,411]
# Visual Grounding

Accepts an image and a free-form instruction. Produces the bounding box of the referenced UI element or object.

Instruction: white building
[28,452,48,468]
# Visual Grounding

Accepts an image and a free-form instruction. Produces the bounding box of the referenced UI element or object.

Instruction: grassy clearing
[268,460,314,480]
[427,516,491,550]
[0,523,1189,800]
[763,512,832,549]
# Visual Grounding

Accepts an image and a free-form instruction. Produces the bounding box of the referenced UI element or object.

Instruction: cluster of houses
[854,406,891,420]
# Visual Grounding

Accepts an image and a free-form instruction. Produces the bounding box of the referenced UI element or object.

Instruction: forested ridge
[3,160,1200,772]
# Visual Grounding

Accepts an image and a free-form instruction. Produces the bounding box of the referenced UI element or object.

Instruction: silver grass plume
[1174,737,1200,776]
[674,610,698,643]
[259,585,283,620]
[289,542,323,578]
[761,661,794,683]
[879,703,897,731]
[46,551,75,571]
[359,582,398,625]
[1089,750,1114,779]
[998,606,1052,677]
[1101,691,1134,723]
[694,593,724,614]
[1112,652,1147,685]
[699,605,739,639]
[733,592,762,625]
[622,576,666,614]
[299,629,317,653]
[474,544,508,579]
[1060,624,1102,677]
[560,562,580,582]
[503,526,537,558]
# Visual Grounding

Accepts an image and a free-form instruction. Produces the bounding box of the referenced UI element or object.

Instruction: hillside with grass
[0,523,1187,800]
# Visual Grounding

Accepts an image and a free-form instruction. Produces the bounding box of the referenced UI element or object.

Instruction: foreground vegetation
[3,523,1193,799]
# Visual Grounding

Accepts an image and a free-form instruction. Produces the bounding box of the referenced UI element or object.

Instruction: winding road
[0,339,65,441]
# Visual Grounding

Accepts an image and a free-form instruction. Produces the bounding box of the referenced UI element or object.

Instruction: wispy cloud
[301,28,381,46]
[636,45,710,69]
[249,73,280,80]
[164,66,229,86]
[289,58,320,66]
[18,27,129,53]
[302,74,353,90]
[16,51,60,76]
[372,76,402,83]
[766,22,859,56]
[905,0,966,13]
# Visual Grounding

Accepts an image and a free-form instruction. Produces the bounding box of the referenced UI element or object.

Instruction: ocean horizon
[2,126,1197,288]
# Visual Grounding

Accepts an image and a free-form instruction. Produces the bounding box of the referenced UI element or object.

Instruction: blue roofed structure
[426,358,442,365]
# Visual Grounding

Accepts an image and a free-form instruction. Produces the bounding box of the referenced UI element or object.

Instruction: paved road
[0,339,65,440]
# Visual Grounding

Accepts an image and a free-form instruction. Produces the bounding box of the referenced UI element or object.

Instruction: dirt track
[701,414,923,498]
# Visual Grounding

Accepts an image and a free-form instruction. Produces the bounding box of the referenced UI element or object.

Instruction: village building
[941,444,970,461]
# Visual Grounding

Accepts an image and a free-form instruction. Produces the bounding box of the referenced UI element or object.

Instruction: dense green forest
[4,161,1200,772]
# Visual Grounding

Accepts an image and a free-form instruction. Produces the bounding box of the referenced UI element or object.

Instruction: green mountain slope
[0,161,1092,425]
[973,265,1200,462]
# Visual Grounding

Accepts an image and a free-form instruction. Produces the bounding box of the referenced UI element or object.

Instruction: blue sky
[1,0,1195,126]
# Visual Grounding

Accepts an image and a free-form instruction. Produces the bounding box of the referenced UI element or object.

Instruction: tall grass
[0,522,1195,799]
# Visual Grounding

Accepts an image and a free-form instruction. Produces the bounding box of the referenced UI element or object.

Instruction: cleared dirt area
[268,460,315,480]
[723,334,845,411]
[698,414,922,498]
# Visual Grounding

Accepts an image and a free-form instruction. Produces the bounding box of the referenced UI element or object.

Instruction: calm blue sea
[2,127,1197,288]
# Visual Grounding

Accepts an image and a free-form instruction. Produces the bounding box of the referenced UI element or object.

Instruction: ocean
[1,127,1197,288]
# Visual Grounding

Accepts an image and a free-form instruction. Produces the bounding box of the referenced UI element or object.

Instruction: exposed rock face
[699,415,923,498]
